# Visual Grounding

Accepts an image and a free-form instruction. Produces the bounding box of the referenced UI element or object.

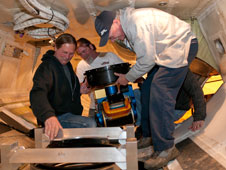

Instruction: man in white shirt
[95,8,198,169]
[76,38,123,118]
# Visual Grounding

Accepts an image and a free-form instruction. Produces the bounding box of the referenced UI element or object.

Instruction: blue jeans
[140,80,187,130]
[140,66,158,137]
[134,89,141,126]
[141,38,198,151]
[138,70,187,131]
[57,112,97,128]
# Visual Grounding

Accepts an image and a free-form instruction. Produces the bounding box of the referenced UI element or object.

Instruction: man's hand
[80,78,92,94]
[44,116,63,140]
[114,73,129,85]
[189,120,204,132]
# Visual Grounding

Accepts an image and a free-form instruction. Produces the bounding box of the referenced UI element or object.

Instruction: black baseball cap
[95,11,116,47]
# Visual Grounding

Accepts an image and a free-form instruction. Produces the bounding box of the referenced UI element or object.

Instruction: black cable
[47,8,57,39]
[45,8,54,24]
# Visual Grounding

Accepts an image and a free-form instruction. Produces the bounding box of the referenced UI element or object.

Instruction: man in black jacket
[30,33,96,140]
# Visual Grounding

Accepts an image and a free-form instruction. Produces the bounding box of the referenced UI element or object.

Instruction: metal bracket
[1,126,138,170]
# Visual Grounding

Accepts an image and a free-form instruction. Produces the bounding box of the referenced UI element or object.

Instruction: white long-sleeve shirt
[120,7,195,82]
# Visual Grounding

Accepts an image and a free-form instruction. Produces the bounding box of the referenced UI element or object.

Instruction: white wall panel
[198,0,226,68]
[0,29,35,105]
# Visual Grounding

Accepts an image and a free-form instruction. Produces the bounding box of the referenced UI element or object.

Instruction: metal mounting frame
[1,126,138,170]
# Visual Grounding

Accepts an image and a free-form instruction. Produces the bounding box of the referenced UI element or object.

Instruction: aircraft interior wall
[1,0,226,169]
[0,29,36,106]
[198,0,226,74]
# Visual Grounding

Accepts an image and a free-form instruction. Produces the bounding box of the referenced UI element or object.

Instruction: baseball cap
[95,11,116,47]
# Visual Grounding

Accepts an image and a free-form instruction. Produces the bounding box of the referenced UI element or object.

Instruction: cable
[45,8,54,24]
[14,0,69,39]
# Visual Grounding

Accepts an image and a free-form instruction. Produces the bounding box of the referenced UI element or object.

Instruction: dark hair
[77,38,96,51]
[55,33,77,49]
